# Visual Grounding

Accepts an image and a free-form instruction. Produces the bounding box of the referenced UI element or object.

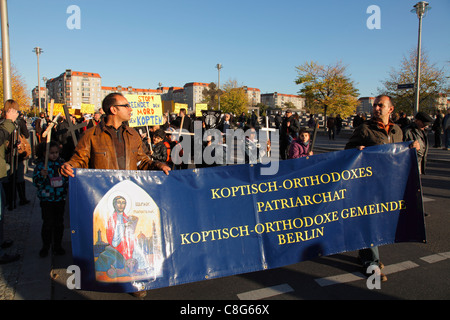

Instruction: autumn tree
[294,61,359,124]
[378,49,449,115]
[0,59,30,112]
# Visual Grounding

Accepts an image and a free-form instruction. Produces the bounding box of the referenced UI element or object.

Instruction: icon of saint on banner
[93,180,164,283]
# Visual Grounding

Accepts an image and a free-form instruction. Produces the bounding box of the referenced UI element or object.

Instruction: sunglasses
[114,104,132,109]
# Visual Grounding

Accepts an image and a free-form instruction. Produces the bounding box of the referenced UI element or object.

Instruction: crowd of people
[0,93,449,295]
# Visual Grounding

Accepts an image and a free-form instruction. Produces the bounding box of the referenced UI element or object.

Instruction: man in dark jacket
[345,95,418,282]
[280,110,300,160]
[403,111,433,174]
[431,110,443,148]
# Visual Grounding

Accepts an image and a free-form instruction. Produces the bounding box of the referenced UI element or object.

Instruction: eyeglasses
[114,104,131,109]
[373,103,384,108]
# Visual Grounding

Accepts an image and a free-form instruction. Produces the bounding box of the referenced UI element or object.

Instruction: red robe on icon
[106,212,134,260]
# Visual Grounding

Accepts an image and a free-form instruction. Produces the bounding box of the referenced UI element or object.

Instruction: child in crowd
[33,141,69,257]
[288,128,313,159]
[149,128,169,163]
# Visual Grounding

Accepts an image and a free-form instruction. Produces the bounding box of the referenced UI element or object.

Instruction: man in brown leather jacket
[60,93,169,298]
[61,93,170,177]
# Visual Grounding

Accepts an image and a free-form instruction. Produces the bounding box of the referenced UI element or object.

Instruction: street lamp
[412,1,430,115]
[33,47,43,113]
[216,63,222,111]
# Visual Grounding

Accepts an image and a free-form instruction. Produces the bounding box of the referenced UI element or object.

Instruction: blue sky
[6,0,450,99]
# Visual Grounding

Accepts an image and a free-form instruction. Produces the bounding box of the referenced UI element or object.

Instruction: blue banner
[69,142,426,292]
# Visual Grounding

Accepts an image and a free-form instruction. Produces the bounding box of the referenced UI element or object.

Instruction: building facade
[31,86,47,112]
[357,97,375,115]
[46,69,102,110]
[260,92,305,110]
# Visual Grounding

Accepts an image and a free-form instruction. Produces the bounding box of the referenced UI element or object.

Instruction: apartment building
[46,69,103,110]
[101,85,161,98]
[31,86,47,110]
[243,86,261,106]
[357,97,375,114]
[260,92,305,110]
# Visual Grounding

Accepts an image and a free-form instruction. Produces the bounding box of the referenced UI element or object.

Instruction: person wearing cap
[86,110,103,129]
[403,111,434,174]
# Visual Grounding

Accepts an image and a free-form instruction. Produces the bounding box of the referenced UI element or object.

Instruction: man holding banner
[60,93,170,297]
[61,93,171,177]
[345,94,418,282]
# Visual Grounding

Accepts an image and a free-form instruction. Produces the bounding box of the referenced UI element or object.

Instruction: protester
[396,112,410,129]
[175,108,193,133]
[307,114,316,129]
[238,112,247,129]
[60,93,170,297]
[275,111,283,129]
[442,108,450,150]
[352,112,364,129]
[3,111,31,209]
[403,112,433,174]
[33,141,68,257]
[345,95,419,282]
[431,110,443,148]
[86,110,102,129]
[326,114,336,140]
[288,128,313,159]
[0,100,20,264]
[54,115,76,162]
[335,114,343,136]
[34,112,47,143]
[280,110,299,160]
[244,126,269,164]
[149,128,168,163]
[218,113,232,133]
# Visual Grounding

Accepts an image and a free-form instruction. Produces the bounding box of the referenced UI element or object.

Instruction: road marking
[422,197,435,203]
[237,284,294,300]
[438,251,450,259]
[382,261,419,275]
[314,261,420,287]
[315,272,365,287]
[420,251,450,263]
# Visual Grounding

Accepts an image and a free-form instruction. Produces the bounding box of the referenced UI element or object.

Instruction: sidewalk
[0,164,52,300]
[0,130,448,300]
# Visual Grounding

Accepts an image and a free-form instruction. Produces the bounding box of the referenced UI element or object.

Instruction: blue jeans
[358,246,380,267]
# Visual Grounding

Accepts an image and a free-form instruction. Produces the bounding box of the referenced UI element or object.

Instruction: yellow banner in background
[174,103,188,115]
[81,104,96,114]
[125,94,163,127]
[195,103,208,117]
[50,103,75,116]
